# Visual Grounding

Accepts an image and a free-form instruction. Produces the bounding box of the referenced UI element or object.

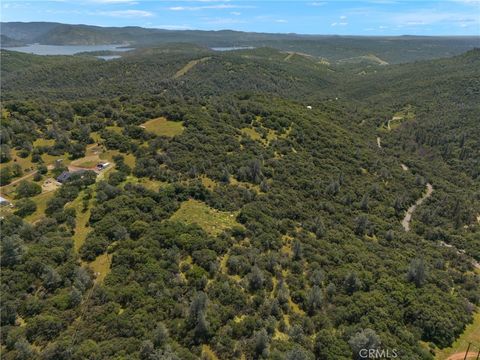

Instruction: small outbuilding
[0,196,12,206]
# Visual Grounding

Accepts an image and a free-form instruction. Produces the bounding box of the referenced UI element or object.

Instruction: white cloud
[169,4,253,11]
[393,11,478,26]
[340,15,347,19]
[98,9,153,17]
[275,19,288,23]
[309,2,326,6]
[453,0,480,3]
[331,21,348,26]
[230,11,241,16]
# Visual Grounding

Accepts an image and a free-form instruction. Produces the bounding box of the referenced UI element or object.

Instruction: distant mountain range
[1,21,479,64]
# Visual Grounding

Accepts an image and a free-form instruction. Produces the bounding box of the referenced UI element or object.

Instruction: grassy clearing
[124,176,166,191]
[0,182,18,199]
[241,126,278,146]
[25,191,55,223]
[241,127,262,141]
[41,153,71,167]
[200,175,218,190]
[105,125,122,134]
[85,144,103,156]
[90,132,102,143]
[173,57,211,79]
[435,311,480,360]
[71,152,101,167]
[142,117,184,137]
[99,149,135,168]
[0,151,34,173]
[170,199,240,236]
[87,253,112,284]
[33,138,55,147]
[67,194,92,252]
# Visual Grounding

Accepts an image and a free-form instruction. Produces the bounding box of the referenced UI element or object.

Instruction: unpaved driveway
[402,183,434,232]
[446,352,478,360]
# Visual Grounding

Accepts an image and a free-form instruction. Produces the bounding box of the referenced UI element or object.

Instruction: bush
[15,181,41,199]
[13,198,37,217]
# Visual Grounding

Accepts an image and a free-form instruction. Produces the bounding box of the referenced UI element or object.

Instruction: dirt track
[446,352,478,360]
[0,165,54,189]
[401,183,434,232]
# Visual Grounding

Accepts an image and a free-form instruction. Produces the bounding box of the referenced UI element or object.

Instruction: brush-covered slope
[0,45,479,360]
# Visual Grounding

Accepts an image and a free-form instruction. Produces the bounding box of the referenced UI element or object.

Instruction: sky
[1,0,479,36]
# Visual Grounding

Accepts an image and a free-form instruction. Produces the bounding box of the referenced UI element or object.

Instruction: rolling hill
[0,38,479,360]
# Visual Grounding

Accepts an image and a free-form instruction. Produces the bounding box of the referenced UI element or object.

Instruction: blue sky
[1,0,479,35]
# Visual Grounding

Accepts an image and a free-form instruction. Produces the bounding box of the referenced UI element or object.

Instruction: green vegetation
[142,117,185,137]
[435,311,480,360]
[0,38,479,360]
[171,199,241,236]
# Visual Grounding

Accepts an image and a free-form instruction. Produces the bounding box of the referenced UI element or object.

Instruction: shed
[0,196,12,206]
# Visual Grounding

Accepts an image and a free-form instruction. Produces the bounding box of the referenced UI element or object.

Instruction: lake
[1,44,133,56]
[211,46,255,51]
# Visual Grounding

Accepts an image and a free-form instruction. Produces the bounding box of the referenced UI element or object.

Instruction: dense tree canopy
[0,44,479,359]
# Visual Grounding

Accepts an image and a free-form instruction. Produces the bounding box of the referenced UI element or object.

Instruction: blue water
[2,43,133,56]
[211,46,255,51]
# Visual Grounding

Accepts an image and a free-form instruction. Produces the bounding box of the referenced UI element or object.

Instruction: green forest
[0,37,479,360]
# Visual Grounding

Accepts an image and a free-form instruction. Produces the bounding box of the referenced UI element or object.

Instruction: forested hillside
[0,43,479,360]
[2,22,479,64]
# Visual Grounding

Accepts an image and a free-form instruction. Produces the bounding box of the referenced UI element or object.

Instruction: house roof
[57,171,72,183]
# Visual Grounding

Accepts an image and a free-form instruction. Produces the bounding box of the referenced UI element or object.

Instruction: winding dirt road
[401,183,434,232]
[0,165,54,189]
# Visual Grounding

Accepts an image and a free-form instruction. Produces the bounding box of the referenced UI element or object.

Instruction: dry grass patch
[201,345,220,360]
[124,176,166,191]
[67,194,92,252]
[174,57,211,79]
[90,132,102,143]
[71,155,101,168]
[88,253,112,284]
[241,127,262,141]
[99,149,136,167]
[105,125,122,134]
[170,199,240,236]
[33,138,55,147]
[240,126,278,145]
[200,175,218,190]
[142,117,184,137]
[0,151,34,173]
[41,153,70,166]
